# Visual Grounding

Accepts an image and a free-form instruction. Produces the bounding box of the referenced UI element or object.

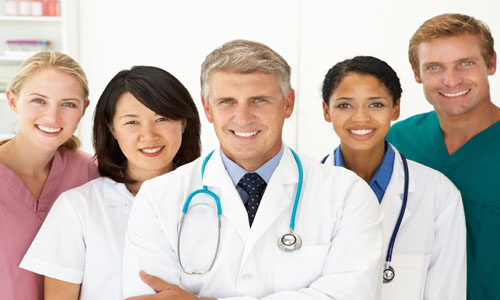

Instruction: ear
[391,98,401,121]
[181,119,187,133]
[201,95,214,123]
[412,66,423,83]
[82,98,90,115]
[284,89,295,118]
[6,90,17,112]
[487,51,497,75]
[107,121,116,139]
[322,101,332,122]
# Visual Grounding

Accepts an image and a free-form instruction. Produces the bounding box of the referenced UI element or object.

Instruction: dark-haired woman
[321,56,466,299]
[20,66,201,300]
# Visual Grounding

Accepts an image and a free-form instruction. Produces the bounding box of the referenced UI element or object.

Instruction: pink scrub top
[0,148,100,300]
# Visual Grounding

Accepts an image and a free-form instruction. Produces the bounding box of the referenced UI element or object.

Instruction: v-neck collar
[429,111,500,173]
[0,149,64,219]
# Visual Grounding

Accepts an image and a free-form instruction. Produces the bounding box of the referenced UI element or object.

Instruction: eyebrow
[29,93,47,98]
[334,96,388,101]
[119,114,139,119]
[28,93,81,102]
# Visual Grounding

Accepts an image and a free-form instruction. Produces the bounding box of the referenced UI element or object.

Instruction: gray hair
[200,39,291,99]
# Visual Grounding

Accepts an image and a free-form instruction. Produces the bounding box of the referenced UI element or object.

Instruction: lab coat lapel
[240,147,297,265]
[202,149,250,241]
[381,146,415,247]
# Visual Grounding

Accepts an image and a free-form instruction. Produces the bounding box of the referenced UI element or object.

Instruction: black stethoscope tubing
[322,150,409,283]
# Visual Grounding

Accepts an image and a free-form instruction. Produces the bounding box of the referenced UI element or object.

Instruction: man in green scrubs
[387,14,500,300]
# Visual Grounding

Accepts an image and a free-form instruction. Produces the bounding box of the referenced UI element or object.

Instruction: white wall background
[76,0,500,160]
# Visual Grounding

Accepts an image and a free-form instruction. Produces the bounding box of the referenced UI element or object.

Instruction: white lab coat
[324,144,466,300]
[20,177,134,300]
[123,146,384,300]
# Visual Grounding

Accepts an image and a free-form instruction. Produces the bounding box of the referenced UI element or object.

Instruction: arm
[20,192,86,284]
[424,177,466,300]
[125,271,216,300]
[44,276,81,300]
[124,172,384,300]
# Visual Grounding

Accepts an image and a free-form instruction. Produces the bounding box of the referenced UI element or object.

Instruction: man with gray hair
[123,39,383,300]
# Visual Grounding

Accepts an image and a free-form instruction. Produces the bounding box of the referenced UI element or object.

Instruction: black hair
[322,56,402,105]
[93,66,201,183]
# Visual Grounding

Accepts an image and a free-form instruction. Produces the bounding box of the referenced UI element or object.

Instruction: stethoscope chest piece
[383,264,395,284]
[278,231,302,252]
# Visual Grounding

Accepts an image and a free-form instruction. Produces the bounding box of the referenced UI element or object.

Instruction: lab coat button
[242,273,254,280]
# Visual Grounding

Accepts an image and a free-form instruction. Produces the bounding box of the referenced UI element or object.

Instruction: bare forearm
[44,276,81,300]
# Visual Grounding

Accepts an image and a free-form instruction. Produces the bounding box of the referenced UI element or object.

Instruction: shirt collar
[221,145,284,187]
[334,141,395,202]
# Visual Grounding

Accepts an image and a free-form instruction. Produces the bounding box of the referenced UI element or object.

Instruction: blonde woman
[0,52,99,300]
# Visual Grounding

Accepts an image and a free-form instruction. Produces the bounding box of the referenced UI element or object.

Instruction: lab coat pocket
[381,254,431,300]
[273,244,330,291]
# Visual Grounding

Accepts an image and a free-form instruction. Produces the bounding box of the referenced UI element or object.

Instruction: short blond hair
[200,39,291,99]
[409,13,495,75]
[6,51,88,150]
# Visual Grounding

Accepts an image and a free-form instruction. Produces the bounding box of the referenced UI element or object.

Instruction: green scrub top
[387,111,500,300]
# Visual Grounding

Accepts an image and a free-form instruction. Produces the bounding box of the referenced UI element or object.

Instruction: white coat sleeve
[221,176,384,300]
[122,181,182,297]
[19,192,86,283]
[424,176,466,300]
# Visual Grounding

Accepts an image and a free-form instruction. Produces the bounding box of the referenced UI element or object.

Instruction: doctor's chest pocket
[381,254,431,300]
[272,244,330,291]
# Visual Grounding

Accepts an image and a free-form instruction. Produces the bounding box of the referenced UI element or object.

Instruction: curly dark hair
[322,56,402,105]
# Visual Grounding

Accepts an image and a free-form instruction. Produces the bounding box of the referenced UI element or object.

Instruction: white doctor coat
[325,144,466,300]
[21,177,134,300]
[123,146,384,300]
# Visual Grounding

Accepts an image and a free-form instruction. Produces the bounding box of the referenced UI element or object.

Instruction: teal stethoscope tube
[183,147,303,226]
[177,147,304,274]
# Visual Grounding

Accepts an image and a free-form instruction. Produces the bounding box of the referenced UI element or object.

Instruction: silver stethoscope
[321,150,409,284]
[177,147,304,275]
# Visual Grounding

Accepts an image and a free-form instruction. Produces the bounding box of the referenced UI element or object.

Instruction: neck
[0,135,57,176]
[339,142,385,184]
[437,100,500,155]
[125,163,173,196]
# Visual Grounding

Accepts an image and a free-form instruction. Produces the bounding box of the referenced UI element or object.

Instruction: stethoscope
[321,150,409,284]
[177,147,304,275]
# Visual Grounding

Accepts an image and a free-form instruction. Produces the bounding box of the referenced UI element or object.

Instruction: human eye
[219,98,234,105]
[335,103,350,109]
[62,102,77,108]
[426,65,440,71]
[369,102,385,108]
[125,120,138,125]
[155,117,169,122]
[31,98,45,104]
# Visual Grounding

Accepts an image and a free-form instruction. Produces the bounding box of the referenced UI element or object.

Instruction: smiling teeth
[234,131,258,137]
[37,125,62,133]
[141,146,163,153]
[350,129,374,136]
[442,89,470,97]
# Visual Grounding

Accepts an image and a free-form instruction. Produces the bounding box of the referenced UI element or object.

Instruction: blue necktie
[238,172,267,227]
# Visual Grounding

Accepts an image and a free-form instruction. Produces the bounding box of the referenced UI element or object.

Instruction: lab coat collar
[201,144,299,265]
[102,177,135,206]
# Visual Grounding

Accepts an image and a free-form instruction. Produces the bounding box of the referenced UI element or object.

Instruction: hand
[125,271,216,300]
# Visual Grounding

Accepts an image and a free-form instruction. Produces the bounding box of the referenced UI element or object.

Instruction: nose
[233,103,254,125]
[443,68,463,87]
[43,104,62,123]
[351,106,370,122]
[139,122,159,141]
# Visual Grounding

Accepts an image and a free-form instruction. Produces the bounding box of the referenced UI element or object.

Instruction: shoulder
[140,157,203,201]
[388,111,436,138]
[405,156,462,211]
[56,177,109,205]
[57,149,100,179]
